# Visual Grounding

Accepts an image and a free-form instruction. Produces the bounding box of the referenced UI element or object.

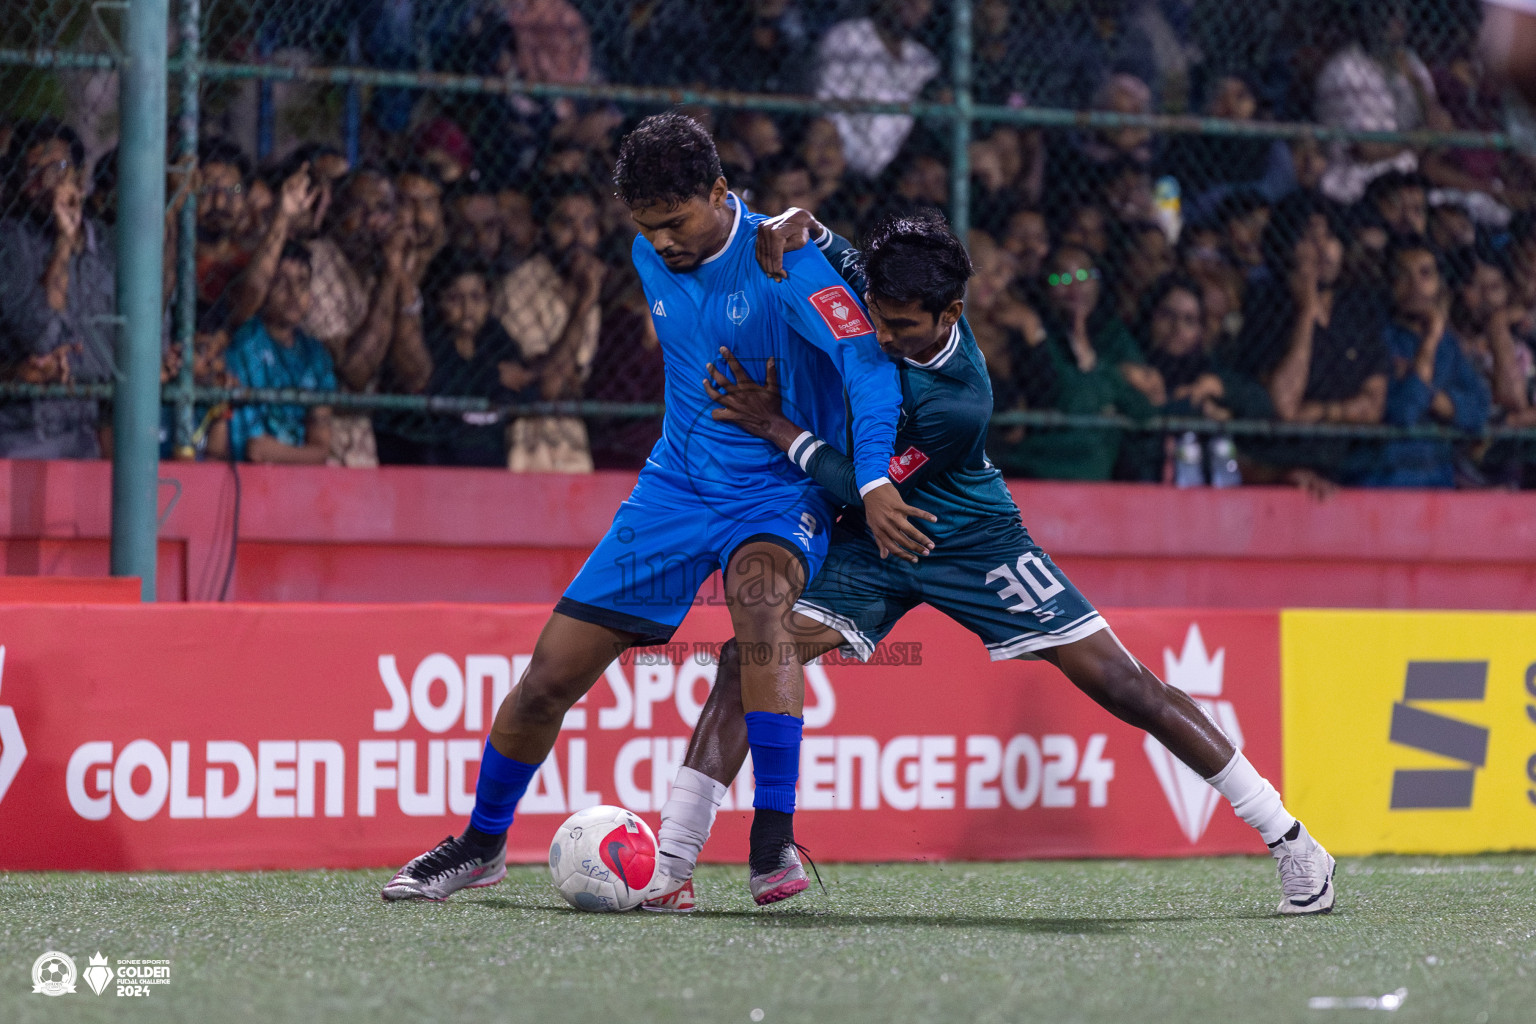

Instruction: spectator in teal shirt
[1358,242,1490,488]
[222,242,337,464]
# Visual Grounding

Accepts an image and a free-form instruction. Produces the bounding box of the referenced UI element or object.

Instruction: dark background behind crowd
[2,0,1534,491]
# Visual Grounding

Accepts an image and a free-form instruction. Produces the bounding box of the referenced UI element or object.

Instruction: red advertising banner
[0,604,1280,870]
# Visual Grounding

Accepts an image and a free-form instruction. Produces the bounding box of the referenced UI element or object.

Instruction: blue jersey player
[642,211,1338,917]
[382,114,912,904]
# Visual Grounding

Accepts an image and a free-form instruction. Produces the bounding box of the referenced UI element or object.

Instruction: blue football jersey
[631,194,900,509]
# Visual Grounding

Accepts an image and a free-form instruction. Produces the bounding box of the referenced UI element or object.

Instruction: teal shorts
[794,520,1106,662]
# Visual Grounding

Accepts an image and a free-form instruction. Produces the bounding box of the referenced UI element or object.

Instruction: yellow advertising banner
[1282,610,1536,855]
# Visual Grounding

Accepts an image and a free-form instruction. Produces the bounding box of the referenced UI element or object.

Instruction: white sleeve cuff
[814,224,834,250]
[858,476,891,498]
[786,431,827,472]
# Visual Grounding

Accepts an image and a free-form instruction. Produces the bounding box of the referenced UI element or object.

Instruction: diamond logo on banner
[0,646,29,807]
[1145,625,1246,844]
[83,953,114,996]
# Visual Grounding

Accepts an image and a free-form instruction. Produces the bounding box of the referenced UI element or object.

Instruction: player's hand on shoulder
[755,208,823,283]
[863,482,938,564]
[704,347,787,439]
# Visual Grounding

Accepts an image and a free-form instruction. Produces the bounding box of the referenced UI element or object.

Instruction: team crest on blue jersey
[726,290,751,326]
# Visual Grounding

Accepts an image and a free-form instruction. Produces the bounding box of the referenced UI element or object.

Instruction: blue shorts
[556,489,833,645]
[794,521,1106,662]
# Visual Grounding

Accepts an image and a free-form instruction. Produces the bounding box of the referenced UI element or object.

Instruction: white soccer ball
[548,804,659,912]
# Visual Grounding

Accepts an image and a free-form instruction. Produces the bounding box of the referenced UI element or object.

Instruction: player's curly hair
[855,209,974,318]
[614,113,724,209]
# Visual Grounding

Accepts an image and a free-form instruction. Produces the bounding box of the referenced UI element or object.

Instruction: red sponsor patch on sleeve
[808,286,874,338]
[888,446,929,483]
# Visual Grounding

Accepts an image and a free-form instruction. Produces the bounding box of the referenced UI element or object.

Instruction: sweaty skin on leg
[684,623,845,786]
[1033,627,1235,778]
[724,541,814,715]
[489,613,637,763]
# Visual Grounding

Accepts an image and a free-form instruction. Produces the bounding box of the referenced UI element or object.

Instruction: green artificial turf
[3,856,1534,1023]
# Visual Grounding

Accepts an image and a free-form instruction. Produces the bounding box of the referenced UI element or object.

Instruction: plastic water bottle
[1208,435,1241,488]
[1173,431,1204,487]
[1154,176,1182,243]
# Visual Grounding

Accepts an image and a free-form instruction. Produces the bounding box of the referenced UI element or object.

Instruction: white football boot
[641,872,697,913]
[1270,821,1336,915]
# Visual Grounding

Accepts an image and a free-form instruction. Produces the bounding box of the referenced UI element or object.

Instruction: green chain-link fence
[4,0,1536,488]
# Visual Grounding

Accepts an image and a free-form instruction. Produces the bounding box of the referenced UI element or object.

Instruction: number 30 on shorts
[985,553,1065,614]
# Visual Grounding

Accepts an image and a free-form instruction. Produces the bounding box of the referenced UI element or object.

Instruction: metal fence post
[256,25,275,161]
[111,0,170,600]
[345,23,362,166]
[949,0,973,242]
[174,0,201,458]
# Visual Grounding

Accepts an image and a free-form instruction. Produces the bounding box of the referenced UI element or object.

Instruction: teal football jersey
[784,232,1022,544]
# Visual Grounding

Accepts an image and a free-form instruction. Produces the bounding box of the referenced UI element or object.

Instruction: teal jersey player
[788,312,1022,545]
[710,225,1102,657]
[783,309,1107,659]
[643,209,1338,920]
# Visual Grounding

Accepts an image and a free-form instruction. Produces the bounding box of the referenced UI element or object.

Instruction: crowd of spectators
[2,0,1535,490]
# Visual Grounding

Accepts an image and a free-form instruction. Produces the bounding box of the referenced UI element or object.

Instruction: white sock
[656,766,728,877]
[1207,751,1295,845]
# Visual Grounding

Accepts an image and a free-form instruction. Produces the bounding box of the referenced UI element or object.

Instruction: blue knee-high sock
[468,739,540,836]
[746,711,802,814]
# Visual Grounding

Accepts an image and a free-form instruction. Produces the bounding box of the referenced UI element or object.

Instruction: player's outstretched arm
[706,348,935,562]
[768,238,901,496]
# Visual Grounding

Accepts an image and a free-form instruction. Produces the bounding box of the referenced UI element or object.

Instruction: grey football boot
[382,833,507,901]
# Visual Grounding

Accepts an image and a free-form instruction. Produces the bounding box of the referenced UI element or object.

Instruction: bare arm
[1420,149,1498,193]
[1484,4,1536,109]
[1342,374,1388,422]
[44,181,83,313]
[387,265,432,394]
[536,251,605,401]
[228,166,315,328]
[204,416,230,460]
[704,349,936,562]
[1486,308,1531,412]
[4,348,72,384]
[1268,246,1322,420]
[245,406,331,465]
[335,229,408,391]
[1293,373,1387,424]
[1415,320,1463,424]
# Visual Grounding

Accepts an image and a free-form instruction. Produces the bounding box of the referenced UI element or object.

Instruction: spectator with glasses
[0,117,115,458]
[1000,245,1159,481]
[1121,274,1277,481]
[193,138,257,331]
